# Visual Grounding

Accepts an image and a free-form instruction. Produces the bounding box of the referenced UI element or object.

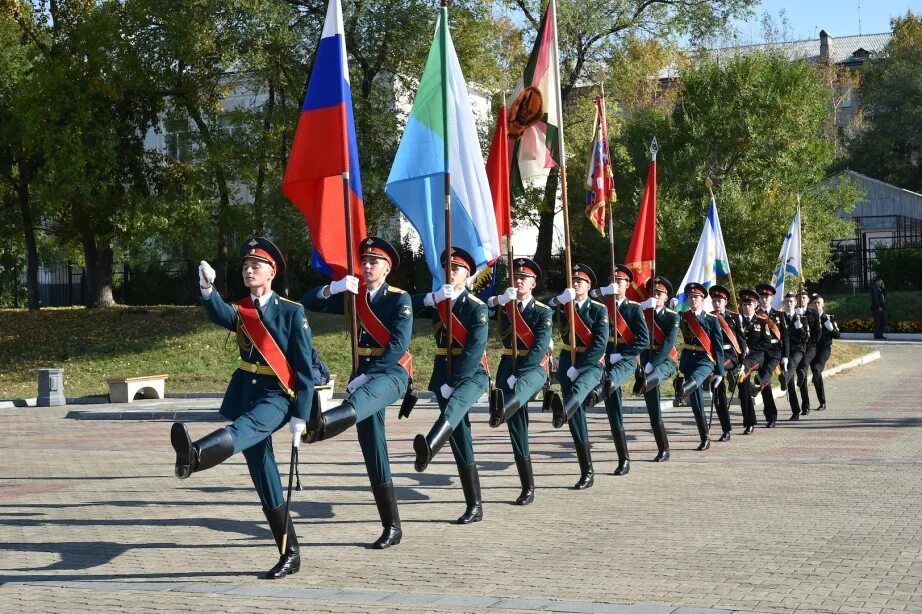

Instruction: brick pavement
[0,344,920,613]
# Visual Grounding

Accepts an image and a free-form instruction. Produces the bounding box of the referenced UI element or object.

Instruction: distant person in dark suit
[870,277,887,339]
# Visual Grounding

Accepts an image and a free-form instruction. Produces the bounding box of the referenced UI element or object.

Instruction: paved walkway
[1,342,920,613]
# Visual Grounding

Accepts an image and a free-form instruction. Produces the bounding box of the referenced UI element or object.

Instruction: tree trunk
[15,171,40,310]
[533,167,560,275]
[81,229,116,308]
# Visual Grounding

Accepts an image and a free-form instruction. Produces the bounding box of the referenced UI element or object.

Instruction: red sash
[438,298,489,370]
[757,310,782,339]
[355,286,414,377]
[712,311,742,356]
[566,303,594,348]
[236,297,296,396]
[505,302,536,349]
[682,311,715,362]
[605,297,637,345]
[645,309,679,363]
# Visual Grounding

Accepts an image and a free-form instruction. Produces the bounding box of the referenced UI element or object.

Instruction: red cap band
[245,248,277,270]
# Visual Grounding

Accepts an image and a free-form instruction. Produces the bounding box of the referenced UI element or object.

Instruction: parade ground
[1,342,919,614]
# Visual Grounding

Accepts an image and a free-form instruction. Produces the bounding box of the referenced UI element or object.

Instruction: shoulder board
[624,299,637,305]
[387,286,405,294]
[590,300,606,309]
[726,310,739,317]
[277,296,302,306]
[663,308,678,315]
[703,312,716,319]
[534,300,551,311]
[467,294,484,305]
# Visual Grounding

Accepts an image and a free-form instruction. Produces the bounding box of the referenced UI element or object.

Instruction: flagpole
[647,137,658,357]
[548,0,576,366]
[501,91,519,367]
[706,178,738,312]
[341,111,359,377]
[597,91,618,349]
[440,0,453,375]
[796,194,804,294]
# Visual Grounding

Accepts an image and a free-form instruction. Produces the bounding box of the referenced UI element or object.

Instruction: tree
[848,12,922,192]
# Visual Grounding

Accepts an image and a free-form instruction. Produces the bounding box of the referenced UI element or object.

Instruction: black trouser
[712,357,738,433]
[739,352,763,428]
[760,349,782,423]
[873,308,886,338]
[785,348,805,415]
[795,346,816,410]
[811,345,832,405]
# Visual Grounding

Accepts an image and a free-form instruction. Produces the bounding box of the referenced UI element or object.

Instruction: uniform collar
[250,291,274,308]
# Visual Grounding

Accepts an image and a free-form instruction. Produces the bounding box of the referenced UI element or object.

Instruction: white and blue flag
[770,209,803,309]
[676,196,731,312]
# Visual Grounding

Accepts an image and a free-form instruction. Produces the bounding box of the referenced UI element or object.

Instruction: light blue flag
[769,209,803,309]
[676,196,732,312]
[384,12,499,290]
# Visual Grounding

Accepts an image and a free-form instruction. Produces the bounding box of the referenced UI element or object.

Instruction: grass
[0,305,874,400]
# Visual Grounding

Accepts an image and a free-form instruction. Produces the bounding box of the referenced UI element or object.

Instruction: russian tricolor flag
[282,0,366,278]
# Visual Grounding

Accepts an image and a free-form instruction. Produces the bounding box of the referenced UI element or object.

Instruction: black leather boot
[553,394,582,429]
[302,402,357,444]
[264,503,300,579]
[612,428,630,476]
[489,388,521,428]
[584,384,603,408]
[680,379,699,405]
[632,368,646,395]
[693,411,710,451]
[371,481,402,549]
[652,422,670,462]
[573,441,594,489]
[514,456,534,505]
[171,424,234,479]
[673,374,686,406]
[643,373,661,393]
[414,416,453,472]
[455,464,483,524]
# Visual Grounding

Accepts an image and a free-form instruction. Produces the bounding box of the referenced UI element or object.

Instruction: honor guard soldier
[796,291,819,415]
[709,284,748,442]
[410,247,489,524]
[487,257,553,505]
[636,276,679,462]
[808,294,840,411]
[676,282,725,451]
[753,284,788,427]
[595,264,650,475]
[781,292,811,420]
[172,237,315,579]
[736,289,763,434]
[546,264,609,489]
[301,237,413,549]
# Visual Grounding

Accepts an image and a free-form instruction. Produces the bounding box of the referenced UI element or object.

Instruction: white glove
[440,383,455,399]
[711,375,723,388]
[640,297,656,310]
[556,288,576,305]
[668,297,678,309]
[198,261,216,288]
[330,275,359,295]
[824,320,834,331]
[644,362,654,375]
[781,357,789,370]
[506,374,517,389]
[433,284,456,303]
[566,366,579,381]
[289,417,306,447]
[795,307,805,316]
[497,287,517,306]
[346,373,369,393]
[794,319,803,330]
[609,352,623,365]
[599,282,616,296]
[487,296,498,307]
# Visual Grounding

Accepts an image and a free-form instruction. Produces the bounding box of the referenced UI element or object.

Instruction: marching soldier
[737,289,762,434]
[753,284,788,428]
[487,257,553,505]
[410,247,489,524]
[595,265,650,474]
[172,237,314,579]
[809,294,840,411]
[636,276,679,462]
[300,237,412,549]
[781,292,811,420]
[796,290,820,415]
[547,264,609,489]
[709,285,748,442]
[676,282,724,451]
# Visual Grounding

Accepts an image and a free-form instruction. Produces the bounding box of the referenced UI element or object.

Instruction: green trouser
[642,360,677,427]
[346,368,408,487]
[496,356,548,461]
[557,351,603,444]
[602,357,638,431]
[433,370,489,468]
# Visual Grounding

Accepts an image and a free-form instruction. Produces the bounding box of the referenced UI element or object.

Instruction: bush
[871,247,922,290]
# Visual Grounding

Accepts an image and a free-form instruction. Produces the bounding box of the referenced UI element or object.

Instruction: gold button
[252,378,257,384]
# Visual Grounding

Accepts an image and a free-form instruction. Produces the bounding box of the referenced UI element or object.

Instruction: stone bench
[106,375,168,403]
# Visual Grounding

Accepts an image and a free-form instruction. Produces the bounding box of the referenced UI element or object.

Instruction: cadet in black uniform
[809,294,840,411]
[709,285,747,442]
[737,289,762,434]
[753,284,788,428]
[781,292,810,420]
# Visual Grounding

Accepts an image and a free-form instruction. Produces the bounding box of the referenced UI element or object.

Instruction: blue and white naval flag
[676,196,731,312]
[770,209,803,309]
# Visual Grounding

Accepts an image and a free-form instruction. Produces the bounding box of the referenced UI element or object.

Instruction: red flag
[486,106,512,251]
[625,157,656,301]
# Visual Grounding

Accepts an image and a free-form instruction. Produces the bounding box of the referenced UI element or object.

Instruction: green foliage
[871,246,922,290]
[848,12,922,191]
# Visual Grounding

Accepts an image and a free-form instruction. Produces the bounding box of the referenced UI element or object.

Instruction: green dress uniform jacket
[639,306,679,427]
[604,298,651,431]
[678,310,725,419]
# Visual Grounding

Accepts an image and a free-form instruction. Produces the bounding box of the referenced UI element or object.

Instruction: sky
[729,0,920,44]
